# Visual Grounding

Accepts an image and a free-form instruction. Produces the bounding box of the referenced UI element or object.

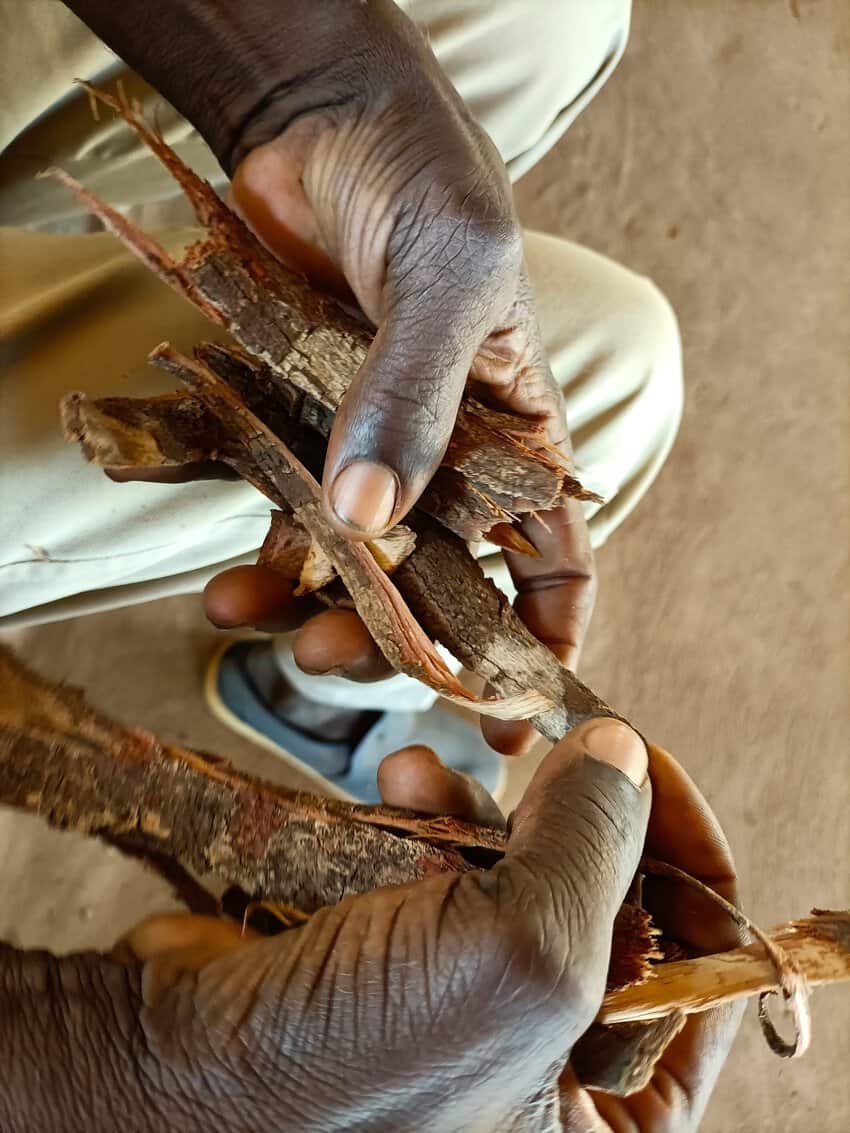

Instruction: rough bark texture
[0,647,475,913]
[0,645,634,955]
[3,648,848,1096]
[395,514,618,740]
[65,343,591,729]
[51,86,616,738]
[48,87,599,550]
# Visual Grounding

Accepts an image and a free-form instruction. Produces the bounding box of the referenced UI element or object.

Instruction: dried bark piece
[294,536,337,596]
[641,857,816,1059]
[395,515,617,740]
[0,645,473,913]
[367,525,417,574]
[46,84,599,548]
[148,342,555,721]
[257,509,313,579]
[3,646,848,1074]
[62,390,224,468]
[61,361,613,736]
[445,398,594,508]
[258,508,415,592]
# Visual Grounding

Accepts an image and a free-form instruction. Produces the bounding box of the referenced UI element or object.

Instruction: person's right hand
[1,720,742,1132]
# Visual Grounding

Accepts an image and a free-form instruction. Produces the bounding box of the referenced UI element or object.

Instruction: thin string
[641,857,811,1058]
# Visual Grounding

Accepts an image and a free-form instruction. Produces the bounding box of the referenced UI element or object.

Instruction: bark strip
[45,85,599,549]
[3,647,847,1094]
[3,645,847,1024]
[62,358,615,739]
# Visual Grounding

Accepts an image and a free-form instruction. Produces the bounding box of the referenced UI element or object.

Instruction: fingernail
[331,460,398,534]
[583,718,648,788]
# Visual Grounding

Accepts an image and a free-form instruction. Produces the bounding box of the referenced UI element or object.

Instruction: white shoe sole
[203,636,507,806]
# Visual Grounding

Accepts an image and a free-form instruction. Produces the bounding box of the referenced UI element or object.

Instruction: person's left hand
[110,0,598,758]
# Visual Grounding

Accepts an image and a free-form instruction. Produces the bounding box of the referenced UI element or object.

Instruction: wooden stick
[600,910,850,1024]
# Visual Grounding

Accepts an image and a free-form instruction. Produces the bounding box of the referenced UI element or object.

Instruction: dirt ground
[1,2,848,1129]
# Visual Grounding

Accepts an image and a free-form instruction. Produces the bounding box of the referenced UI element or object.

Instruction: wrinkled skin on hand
[117,0,596,757]
[228,18,597,760]
[213,73,596,751]
[0,726,742,1133]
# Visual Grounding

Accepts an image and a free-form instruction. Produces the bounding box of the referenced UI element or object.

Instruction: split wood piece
[149,343,552,721]
[572,907,850,1095]
[46,85,599,549]
[600,910,850,1025]
[62,343,616,739]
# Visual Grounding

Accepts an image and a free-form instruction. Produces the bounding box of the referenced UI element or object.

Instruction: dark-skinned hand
[0,724,743,1132]
[71,0,597,756]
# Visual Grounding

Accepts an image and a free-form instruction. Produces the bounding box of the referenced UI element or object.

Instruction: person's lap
[0,0,679,629]
[0,223,680,626]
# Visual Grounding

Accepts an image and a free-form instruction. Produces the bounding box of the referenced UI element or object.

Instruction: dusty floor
[1,1,848,1130]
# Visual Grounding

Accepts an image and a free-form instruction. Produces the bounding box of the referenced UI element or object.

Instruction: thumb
[321,293,483,538]
[495,718,651,1026]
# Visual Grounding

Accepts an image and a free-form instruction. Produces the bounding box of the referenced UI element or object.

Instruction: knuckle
[457,869,607,1046]
[388,167,521,290]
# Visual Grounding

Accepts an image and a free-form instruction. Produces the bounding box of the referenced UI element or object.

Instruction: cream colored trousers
[0,1,682,647]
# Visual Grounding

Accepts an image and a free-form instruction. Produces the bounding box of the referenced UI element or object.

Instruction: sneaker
[204,638,506,805]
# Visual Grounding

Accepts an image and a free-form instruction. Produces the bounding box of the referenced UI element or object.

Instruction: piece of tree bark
[2,644,848,1093]
[0,645,640,970]
[47,87,615,738]
[46,87,599,549]
[63,343,615,740]
[0,643,662,1098]
[0,644,473,912]
[149,343,554,720]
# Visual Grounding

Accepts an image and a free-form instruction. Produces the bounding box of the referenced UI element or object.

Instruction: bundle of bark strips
[52,85,612,741]
[8,86,842,1093]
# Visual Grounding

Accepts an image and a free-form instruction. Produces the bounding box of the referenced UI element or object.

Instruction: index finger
[508,498,596,667]
[470,280,596,673]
